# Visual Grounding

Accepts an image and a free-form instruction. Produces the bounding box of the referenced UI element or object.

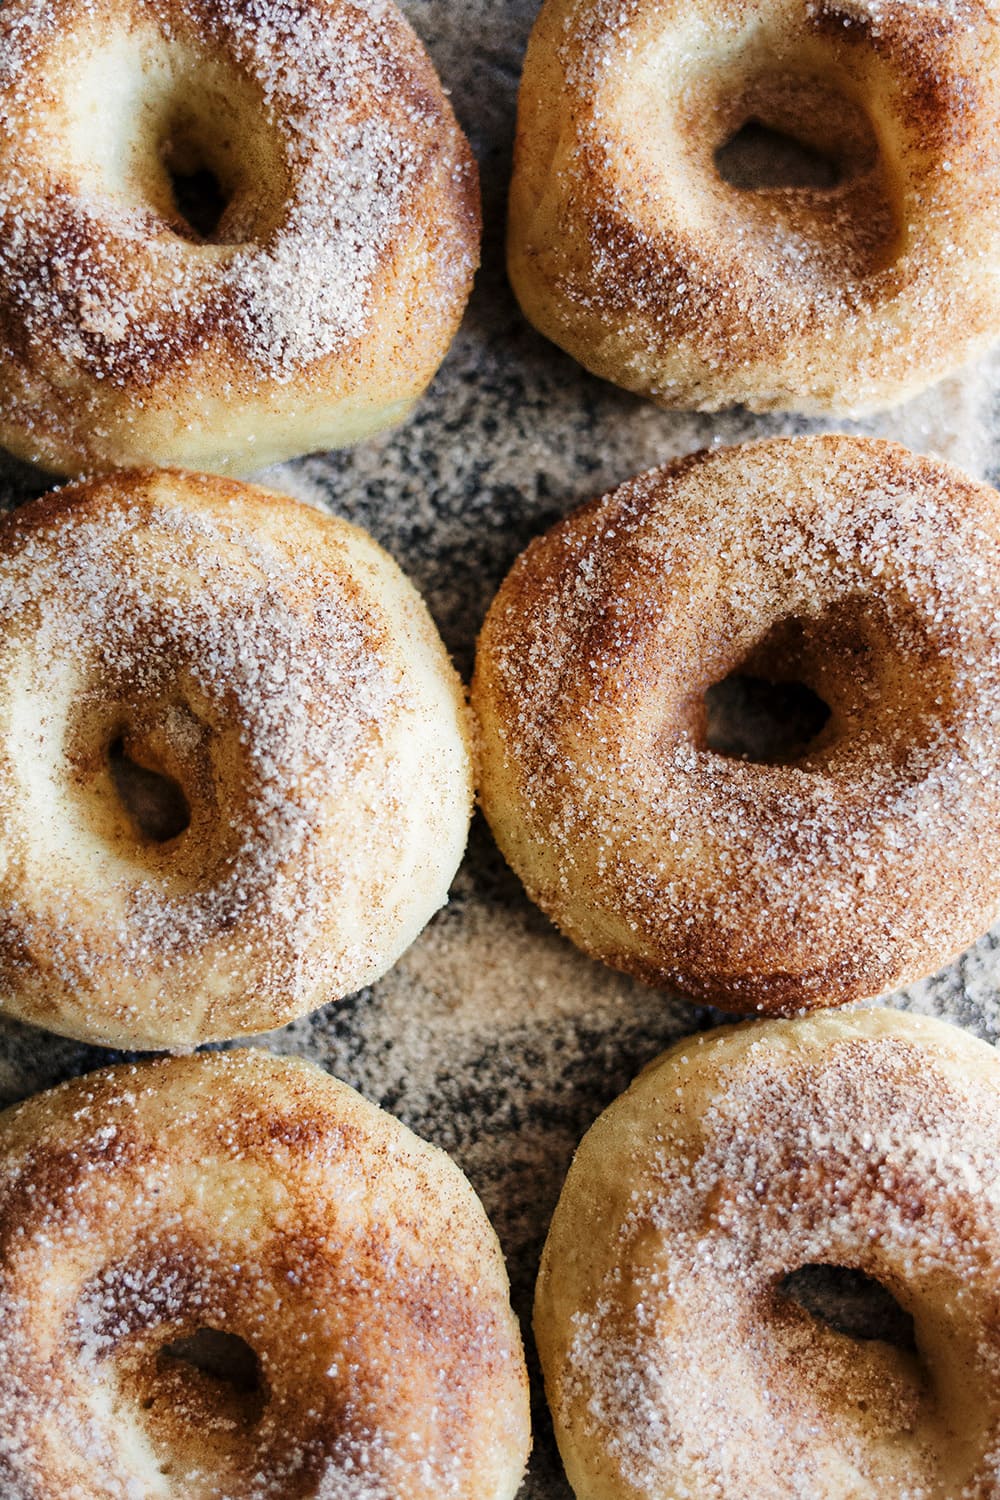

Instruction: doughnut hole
[81,698,209,859]
[709,70,900,276]
[126,1325,269,1482]
[144,1326,267,1434]
[617,35,904,283]
[160,130,233,243]
[699,594,947,771]
[705,676,831,764]
[108,737,191,844]
[55,681,251,889]
[74,1248,277,1490]
[715,120,844,192]
[54,30,290,246]
[779,1264,918,1355]
[713,76,878,191]
[763,1261,936,1436]
[150,81,287,245]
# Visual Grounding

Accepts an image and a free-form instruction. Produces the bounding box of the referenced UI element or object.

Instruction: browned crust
[0,0,481,473]
[0,1049,530,1500]
[507,0,1000,412]
[471,435,1000,1014]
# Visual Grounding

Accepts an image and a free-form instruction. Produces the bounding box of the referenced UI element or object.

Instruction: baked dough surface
[473,435,1000,1012]
[0,469,473,1048]
[508,0,1000,412]
[0,1048,530,1499]
[536,1008,1000,1499]
[0,0,480,474]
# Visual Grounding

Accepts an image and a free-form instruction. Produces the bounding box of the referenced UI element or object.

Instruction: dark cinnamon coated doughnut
[472,435,1000,1013]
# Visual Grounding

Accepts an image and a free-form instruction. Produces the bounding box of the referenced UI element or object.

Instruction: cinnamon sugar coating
[508,0,1000,414]
[0,469,473,1048]
[472,435,1000,1013]
[0,0,480,476]
[535,1008,1000,1500]
[0,1048,531,1499]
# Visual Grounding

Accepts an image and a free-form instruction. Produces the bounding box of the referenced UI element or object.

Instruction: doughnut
[535,1007,1000,1500]
[0,0,480,477]
[471,435,1000,1014]
[0,468,473,1050]
[0,1047,531,1499]
[507,0,1000,413]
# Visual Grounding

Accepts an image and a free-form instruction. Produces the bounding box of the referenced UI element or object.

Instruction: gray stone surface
[1,4,999,1494]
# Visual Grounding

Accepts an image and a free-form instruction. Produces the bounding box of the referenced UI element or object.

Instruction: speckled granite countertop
[1,4,999,1495]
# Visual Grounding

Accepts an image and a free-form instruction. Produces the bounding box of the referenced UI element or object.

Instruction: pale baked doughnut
[508,0,1000,413]
[0,1047,531,1499]
[0,0,480,476]
[0,469,473,1049]
[472,435,1000,1013]
[535,1007,1000,1500]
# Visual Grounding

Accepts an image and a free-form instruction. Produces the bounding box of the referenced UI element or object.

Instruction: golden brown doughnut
[0,1047,531,1499]
[535,1008,1000,1500]
[507,0,1000,413]
[0,469,473,1049]
[472,435,1000,1013]
[0,0,480,476]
